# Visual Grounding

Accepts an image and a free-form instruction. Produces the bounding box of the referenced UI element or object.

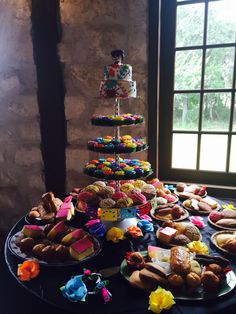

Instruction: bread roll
[170,246,191,275]
[144,262,167,278]
[215,233,235,246]
[216,219,236,227]
[221,210,236,219]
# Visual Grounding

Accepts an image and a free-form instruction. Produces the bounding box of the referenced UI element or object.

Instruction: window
[155,0,236,189]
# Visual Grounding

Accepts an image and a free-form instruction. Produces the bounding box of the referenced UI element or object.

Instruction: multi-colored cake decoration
[87,135,147,154]
[99,49,137,98]
[91,113,144,126]
[84,157,152,180]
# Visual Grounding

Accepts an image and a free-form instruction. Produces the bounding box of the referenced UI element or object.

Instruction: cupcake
[112,192,127,201]
[99,198,116,208]
[130,192,147,205]
[116,197,133,208]
[141,184,156,200]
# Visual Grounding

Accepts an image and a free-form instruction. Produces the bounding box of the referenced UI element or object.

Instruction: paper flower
[148,286,175,313]
[17,259,40,281]
[222,203,236,210]
[137,219,154,232]
[187,241,209,255]
[127,226,143,238]
[60,275,88,302]
[189,216,206,229]
[137,213,152,221]
[85,219,106,237]
[106,227,125,243]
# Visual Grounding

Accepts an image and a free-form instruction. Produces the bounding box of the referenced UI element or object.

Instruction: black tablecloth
[4,197,236,314]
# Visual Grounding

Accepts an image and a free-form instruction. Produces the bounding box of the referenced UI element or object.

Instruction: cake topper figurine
[111,49,125,64]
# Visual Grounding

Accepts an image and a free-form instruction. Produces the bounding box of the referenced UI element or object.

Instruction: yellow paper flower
[106,227,125,243]
[148,286,175,313]
[222,203,236,210]
[187,241,209,255]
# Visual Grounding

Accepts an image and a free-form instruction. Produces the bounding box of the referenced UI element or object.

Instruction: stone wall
[59,0,148,192]
[0,0,44,231]
[0,0,148,231]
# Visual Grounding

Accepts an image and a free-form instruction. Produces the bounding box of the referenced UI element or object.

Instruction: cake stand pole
[114,98,120,192]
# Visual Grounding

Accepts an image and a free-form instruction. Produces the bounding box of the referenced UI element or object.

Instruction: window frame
[148,0,236,196]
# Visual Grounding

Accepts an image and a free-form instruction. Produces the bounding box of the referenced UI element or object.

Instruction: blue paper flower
[137,219,154,232]
[60,275,88,302]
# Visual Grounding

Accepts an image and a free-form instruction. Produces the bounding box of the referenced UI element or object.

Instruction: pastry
[139,268,168,287]
[183,225,200,241]
[112,191,127,201]
[56,202,75,221]
[41,245,56,262]
[167,273,185,288]
[176,182,186,192]
[172,234,191,246]
[47,221,66,240]
[198,201,211,212]
[141,184,156,200]
[144,262,167,278]
[216,219,236,227]
[171,205,185,219]
[55,245,70,262]
[170,246,191,275]
[202,198,218,209]
[69,236,94,261]
[83,184,100,194]
[99,198,116,208]
[32,243,46,257]
[42,192,62,213]
[61,228,85,245]
[221,210,236,219]
[43,223,54,236]
[129,270,156,291]
[215,233,235,246]
[22,225,43,238]
[158,227,178,243]
[116,197,133,208]
[19,238,35,253]
[93,181,106,188]
[186,272,201,288]
[130,192,147,205]
[222,239,236,253]
[209,211,222,223]
[162,220,176,229]
[201,271,220,291]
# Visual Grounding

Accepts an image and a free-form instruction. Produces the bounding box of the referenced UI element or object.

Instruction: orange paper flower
[17,259,40,281]
[127,226,143,238]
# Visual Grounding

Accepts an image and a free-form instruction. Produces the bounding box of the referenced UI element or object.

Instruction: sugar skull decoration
[111,49,125,64]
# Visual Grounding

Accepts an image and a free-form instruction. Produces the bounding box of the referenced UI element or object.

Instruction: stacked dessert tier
[83,50,153,225]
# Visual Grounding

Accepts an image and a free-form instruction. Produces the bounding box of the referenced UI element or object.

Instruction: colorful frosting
[100,61,136,98]
[100,80,136,98]
[84,157,152,180]
[87,135,147,153]
[91,113,144,126]
[103,64,132,81]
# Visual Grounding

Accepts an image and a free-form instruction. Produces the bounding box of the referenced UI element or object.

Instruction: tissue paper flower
[127,226,143,238]
[187,241,209,255]
[137,213,152,222]
[106,227,125,243]
[189,216,206,229]
[222,203,236,210]
[137,220,154,232]
[17,259,40,281]
[148,286,175,313]
[60,275,88,302]
[85,219,106,237]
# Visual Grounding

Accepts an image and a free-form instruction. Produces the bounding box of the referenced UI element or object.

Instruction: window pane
[173,93,200,130]
[172,133,197,169]
[202,93,231,131]
[229,135,236,172]
[233,94,236,131]
[200,134,227,171]
[207,0,236,44]
[174,50,202,90]
[204,47,234,89]
[176,3,204,47]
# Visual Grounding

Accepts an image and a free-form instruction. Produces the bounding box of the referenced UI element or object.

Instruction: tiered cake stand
[85,96,152,230]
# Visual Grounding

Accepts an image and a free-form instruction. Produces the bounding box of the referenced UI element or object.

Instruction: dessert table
[4,197,236,314]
